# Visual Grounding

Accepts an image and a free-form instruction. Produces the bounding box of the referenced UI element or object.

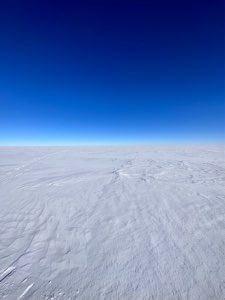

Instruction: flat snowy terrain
[0,145,225,300]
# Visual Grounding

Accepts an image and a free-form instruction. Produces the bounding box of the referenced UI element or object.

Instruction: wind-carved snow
[18,283,34,299]
[0,145,225,299]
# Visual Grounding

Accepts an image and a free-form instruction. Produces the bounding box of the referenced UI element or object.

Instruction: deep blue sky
[0,0,224,144]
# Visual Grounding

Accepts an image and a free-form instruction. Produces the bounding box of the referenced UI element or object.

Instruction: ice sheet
[0,145,224,299]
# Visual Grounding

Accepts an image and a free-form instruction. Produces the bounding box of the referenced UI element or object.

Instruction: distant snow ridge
[0,145,225,299]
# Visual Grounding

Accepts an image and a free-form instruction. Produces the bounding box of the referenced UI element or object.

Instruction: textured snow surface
[0,145,225,300]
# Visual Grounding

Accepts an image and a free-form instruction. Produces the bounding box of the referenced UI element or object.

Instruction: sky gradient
[0,0,224,144]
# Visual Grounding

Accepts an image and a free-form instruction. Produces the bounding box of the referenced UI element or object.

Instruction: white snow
[18,283,34,299]
[0,145,225,299]
[0,266,16,282]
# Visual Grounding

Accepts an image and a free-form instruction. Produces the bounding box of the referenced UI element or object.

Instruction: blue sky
[0,0,224,145]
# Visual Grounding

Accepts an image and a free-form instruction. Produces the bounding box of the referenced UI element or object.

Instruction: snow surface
[0,145,225,299]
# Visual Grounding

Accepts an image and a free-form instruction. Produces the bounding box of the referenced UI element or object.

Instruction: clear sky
[0,0,224,145]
